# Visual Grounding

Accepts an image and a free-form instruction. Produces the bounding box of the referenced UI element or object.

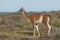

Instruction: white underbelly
[36,16,43,23]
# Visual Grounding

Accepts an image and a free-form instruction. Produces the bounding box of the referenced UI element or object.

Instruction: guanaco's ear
[18,7,25,13]
[21,7,23,9]
[21,7,24,11]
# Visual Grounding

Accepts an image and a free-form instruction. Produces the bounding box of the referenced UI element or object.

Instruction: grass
[0,11,60,40]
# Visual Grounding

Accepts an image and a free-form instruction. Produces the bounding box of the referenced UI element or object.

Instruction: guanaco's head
[18,7,25,14]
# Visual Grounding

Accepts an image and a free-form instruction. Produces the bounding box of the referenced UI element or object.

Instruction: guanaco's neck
[22,11,29,20]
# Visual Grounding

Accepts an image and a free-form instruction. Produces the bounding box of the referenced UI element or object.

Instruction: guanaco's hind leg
[47,17,51,36]
[43,17,51,36]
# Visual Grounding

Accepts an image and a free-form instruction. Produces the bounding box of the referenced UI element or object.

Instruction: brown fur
[18,7,51,36]
[18,7,50,25]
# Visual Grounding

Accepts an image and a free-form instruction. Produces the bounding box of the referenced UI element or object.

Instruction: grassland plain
[0,11,60,40]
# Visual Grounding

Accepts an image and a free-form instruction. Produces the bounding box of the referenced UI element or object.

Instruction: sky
[0,0,60,12]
